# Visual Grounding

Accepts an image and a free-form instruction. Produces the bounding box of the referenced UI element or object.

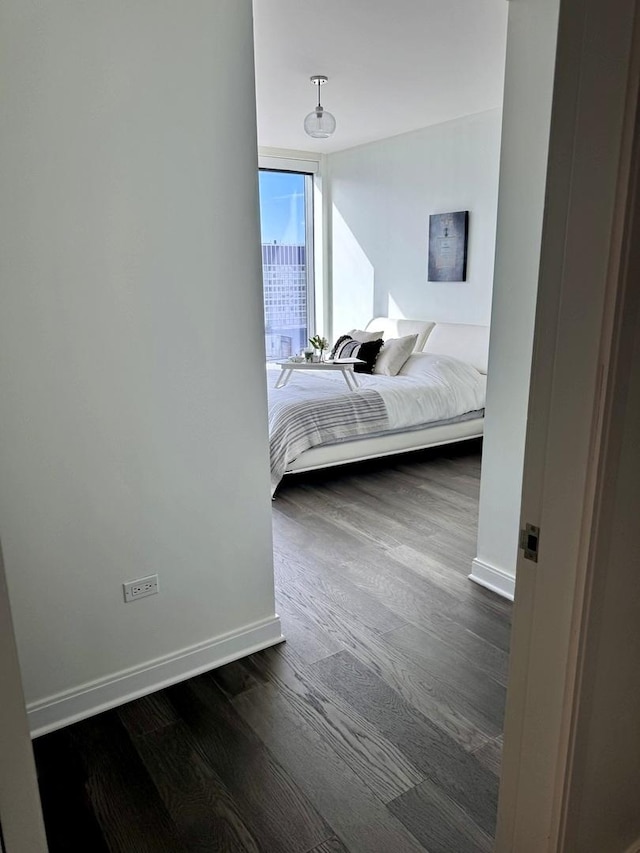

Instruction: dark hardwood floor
[34,440,511,853]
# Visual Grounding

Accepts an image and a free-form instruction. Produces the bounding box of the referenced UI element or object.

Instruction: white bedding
[374,353,486,429]
[267,353,486,494]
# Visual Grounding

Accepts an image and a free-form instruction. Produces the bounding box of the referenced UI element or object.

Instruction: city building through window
[258,169,315,360]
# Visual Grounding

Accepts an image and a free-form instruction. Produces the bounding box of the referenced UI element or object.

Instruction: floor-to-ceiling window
[258,169,315,361]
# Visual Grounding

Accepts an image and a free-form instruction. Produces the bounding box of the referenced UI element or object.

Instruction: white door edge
[495,0,640,849]
[0,542,48,852]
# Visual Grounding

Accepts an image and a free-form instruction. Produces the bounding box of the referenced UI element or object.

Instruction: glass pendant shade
[304,106,337,139]
[304,76,336,138]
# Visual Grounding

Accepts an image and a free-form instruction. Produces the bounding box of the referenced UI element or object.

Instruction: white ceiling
[252,0,509,155]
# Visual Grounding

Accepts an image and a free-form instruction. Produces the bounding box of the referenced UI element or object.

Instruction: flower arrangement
[309,334,329,361]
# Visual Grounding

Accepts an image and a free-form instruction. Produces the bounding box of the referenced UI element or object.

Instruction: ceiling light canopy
[304,75,336,139]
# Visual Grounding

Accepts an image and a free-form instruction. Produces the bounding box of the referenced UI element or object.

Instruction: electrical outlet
[123,574,159,603]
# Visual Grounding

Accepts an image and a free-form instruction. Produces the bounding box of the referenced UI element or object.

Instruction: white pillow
[421,323,490,374]
[397,352,439,377]
[373,334,418,376]
[348,328,384,342]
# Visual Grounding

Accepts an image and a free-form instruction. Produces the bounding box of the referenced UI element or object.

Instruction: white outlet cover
[123,574,159,603]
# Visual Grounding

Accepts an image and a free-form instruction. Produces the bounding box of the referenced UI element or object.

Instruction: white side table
[275,359,364,391]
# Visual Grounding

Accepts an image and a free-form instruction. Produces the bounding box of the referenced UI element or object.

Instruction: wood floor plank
[243,645,425,802]
[419,527,482,565]
[312,650,499,837]
[273,497,406,578]
[276,596,347,665]
[377,465,482,515]
[397,527,509,623]
[397,469,481,514]
[70,712,187,853]
[337,547,510,653]
[274,539,507,739]
[294,480,445,552]
[389,777,493,853]
[126,720,261,852]
[276,516,510,651]
[276,576,491,751]
[414,532,512,622]
[274,555,347,665]
[276,549,407,637]
[33,731,110,853]
[473,736,503,778]
[390,535,478,583]
[209,659,269,700]
[277,483,441,559]
[273,495,510,653]
[383,624,506,737]
[395,462,481,501]
[117,690,180,738]
[276,478,454,575]
[232,681,426,853]
[349,471,479,536]
[166,675,332,853]
[341,551,510,686]
[307,838,350,853]
[389,540,510,627]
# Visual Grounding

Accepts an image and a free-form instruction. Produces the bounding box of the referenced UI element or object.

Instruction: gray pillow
[348,329,384,342]
[373,334,419,376]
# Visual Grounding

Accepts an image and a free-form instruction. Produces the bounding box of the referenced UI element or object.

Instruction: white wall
[0,0,281,734]
[471,0,560,598]
[327,110,502,336]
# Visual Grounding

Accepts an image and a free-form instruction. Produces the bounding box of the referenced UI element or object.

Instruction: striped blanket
[268,380,388,495]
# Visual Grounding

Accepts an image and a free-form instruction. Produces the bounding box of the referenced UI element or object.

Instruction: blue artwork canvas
[428,211,469,282]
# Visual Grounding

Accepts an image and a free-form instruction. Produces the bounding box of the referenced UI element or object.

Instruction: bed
[267,318,489,495]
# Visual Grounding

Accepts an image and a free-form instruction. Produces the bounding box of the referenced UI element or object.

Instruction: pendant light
[304,75,336,139]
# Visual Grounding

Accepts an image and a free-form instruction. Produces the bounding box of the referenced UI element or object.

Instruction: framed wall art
[428,210,469,282]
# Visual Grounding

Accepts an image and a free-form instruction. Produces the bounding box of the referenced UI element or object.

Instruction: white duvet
[372,352,486,428]
[268,352,486,427]
[267,353,486,493]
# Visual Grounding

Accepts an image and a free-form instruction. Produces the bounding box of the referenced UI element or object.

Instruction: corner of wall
[469,557,515,601]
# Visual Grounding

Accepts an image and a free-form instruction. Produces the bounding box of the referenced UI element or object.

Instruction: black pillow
[332,336,383,374]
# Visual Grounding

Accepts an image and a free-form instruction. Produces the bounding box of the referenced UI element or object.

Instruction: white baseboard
[28,615,283,738]
[470,557,515,601]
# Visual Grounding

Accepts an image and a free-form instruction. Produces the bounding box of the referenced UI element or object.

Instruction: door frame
[495,0,640,849]
[0,542,48,852]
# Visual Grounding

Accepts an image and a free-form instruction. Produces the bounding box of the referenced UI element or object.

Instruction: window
[258,169,315,361]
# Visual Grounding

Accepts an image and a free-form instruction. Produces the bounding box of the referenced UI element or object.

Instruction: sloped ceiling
[252,0,508,154]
